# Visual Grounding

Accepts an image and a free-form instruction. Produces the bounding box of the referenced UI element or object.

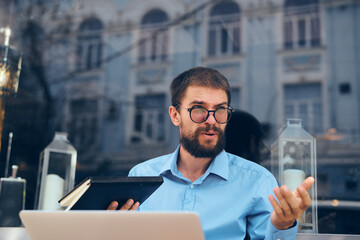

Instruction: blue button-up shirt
[129,146,297,240]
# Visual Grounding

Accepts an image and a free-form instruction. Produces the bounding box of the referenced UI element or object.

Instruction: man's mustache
[196,125,223,135]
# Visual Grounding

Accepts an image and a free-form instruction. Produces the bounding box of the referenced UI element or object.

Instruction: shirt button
[190,184,194,189]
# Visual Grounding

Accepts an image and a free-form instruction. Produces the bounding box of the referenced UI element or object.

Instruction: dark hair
[225,110,269,164]
[170,67,231,108]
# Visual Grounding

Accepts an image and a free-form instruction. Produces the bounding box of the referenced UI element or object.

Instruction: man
[109,67,314,240]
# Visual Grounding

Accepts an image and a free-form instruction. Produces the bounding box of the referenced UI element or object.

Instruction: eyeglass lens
[191,107,230,123]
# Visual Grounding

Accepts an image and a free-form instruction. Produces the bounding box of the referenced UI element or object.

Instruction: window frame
[76,18,104,71]
[138,9,169,64]
[207,1,242,57]
[283,2,321,50]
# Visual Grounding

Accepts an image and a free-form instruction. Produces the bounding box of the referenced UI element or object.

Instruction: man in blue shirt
[109,67,314,239]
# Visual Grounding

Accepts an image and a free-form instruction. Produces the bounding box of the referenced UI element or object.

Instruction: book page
[65,183,91,211]
[59,179,91,207]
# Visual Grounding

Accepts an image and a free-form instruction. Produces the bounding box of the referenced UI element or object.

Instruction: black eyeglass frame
[177,104,234,124]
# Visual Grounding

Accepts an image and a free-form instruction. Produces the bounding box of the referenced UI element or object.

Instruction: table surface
[1,228,359,240]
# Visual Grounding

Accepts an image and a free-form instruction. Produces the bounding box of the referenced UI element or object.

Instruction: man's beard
[180,124,225,158]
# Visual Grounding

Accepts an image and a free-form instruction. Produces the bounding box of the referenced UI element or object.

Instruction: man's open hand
[268,177,314,230]
[107,199,140,211]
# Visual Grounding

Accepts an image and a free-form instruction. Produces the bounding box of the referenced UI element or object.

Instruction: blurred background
[0,0,359,234]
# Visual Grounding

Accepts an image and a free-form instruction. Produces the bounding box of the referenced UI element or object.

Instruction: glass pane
[2,1,359,236]
[311,17,321,46]
[285,104,294,119]
[161,32,168,61]
[298,19,306,47]
[299,103,309,130]
[151,35,157,61]
[313,102,322,133]
[210,1,240,16]
[97,43,102,67]
[221,28,228,54]
[146,113,153,138]
[141,9,168,25]
[157,112,165,141]
[139,39,146,63]
[284,21,293,49]
[135,113,142,131]
[230,88,240,110]
[208,28,216,56]
[76,45,83,70]
[232,26,240,54]
[87,44,92,69]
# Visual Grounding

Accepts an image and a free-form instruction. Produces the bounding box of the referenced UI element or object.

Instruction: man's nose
[205,112,217,124]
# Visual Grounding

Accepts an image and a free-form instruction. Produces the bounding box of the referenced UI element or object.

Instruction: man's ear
[169,106,181,126]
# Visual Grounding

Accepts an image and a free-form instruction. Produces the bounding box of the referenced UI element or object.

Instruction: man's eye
[216,107,227,111]
[192,106,206,112]
[192,105,205,110]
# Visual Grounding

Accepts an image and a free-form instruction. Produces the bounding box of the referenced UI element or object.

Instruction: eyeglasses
[178,104,233,124]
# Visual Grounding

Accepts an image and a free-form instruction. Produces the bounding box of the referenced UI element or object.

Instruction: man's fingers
[301,177,315,192]
[107,199,139,211]
[298,186,312,209]
[268,194,284,217]
[107,201,119,210]
[280,185,300,214]
[130,201,140,210]
[119,199,135,210]
[273,186,292,216]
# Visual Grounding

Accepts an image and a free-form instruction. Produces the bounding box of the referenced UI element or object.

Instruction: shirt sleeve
[246,174,298,240]
[265,221,298,240]
[128,168,136,176]
[128,163,146,176]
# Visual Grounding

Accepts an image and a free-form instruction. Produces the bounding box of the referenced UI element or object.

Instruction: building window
[208,0,241,57]
[138,9,169,63]
[230,87,241,110]
[131,94,166,144]
[283,0,321,49]
[76,17,103,71]
[284,83,323,134]
[69,99,99,152]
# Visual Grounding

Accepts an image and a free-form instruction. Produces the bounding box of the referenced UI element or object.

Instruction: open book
[59,176,163,211]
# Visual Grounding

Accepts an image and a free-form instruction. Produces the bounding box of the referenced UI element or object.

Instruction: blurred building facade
[0,0,359,233]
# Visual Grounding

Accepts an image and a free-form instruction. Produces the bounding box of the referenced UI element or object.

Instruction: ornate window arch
[138,9,169,63]
[76,17,104,71]
[208,0,241,57]
[283,0,321,49]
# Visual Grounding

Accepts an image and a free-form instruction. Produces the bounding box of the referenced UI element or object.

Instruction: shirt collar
[160,145,229,181]
[207,150,229,181]
[160,145,180,176]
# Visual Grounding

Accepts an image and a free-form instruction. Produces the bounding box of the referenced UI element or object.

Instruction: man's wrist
[273,220,296,230]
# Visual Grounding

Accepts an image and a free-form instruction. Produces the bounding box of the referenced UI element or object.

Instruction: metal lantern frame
[36,132,77,210]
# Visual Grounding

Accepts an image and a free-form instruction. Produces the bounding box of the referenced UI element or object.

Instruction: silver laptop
[19,210,205,240]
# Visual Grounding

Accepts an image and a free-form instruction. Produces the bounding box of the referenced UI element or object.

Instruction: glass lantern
[271,118,317,233]
[35,132,77,210]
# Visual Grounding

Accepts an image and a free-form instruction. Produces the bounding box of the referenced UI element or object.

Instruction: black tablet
[59,176,163,210]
